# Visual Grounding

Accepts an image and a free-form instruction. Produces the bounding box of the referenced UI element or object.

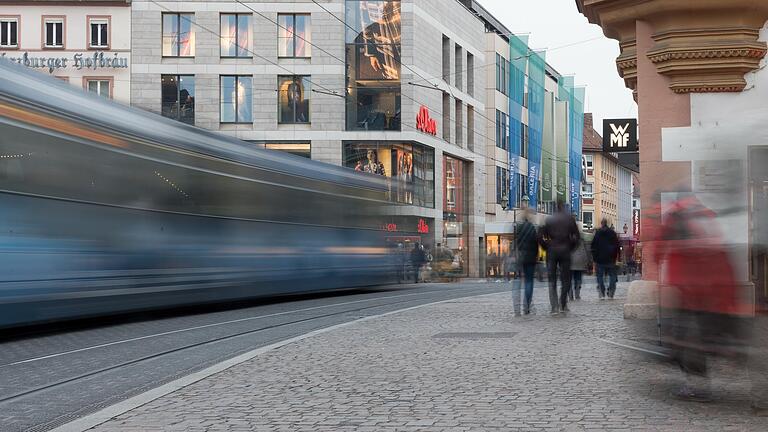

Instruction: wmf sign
[603,118,638,153]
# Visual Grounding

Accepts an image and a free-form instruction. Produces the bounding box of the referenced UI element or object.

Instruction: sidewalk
[84,282,763,431]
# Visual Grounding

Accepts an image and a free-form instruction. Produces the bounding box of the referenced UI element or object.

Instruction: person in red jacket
[655,195,752,402]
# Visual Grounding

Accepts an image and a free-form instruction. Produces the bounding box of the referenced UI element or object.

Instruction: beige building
[0,0,131,102]
[581,113,619,230]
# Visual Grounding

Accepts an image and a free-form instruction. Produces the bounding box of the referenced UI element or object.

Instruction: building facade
[0,0,131,102]
[130,0,487,276]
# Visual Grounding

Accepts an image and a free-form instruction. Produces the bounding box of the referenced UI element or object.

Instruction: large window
[85,78,111,98]
[221,14,251,57]
[345,0,401,131]
[344,141,434,208]
[278,14,311,58]
[162,13,195,57]
[278,76,310,124]
[583,211,594,229]
[496,53,509,96]
[220,76,252,123]
[496,166,509,205]
[495,110,508,150]
[89,17,109,49]
[162,75,195,125]
[44,17,64,48]
[443,156,469,276]
[1,17,18,48]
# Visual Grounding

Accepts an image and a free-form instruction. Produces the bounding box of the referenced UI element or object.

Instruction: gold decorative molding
[576,0,768,94]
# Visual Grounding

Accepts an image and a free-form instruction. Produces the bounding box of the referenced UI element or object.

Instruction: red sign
[383,223,398,232]
[416,106,437,136]
[417,219,430,234]
[633,209,640,238]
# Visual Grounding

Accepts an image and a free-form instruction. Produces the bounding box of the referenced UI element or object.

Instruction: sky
[480,0,638,129]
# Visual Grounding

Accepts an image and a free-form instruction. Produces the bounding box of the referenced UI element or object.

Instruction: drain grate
[432,332,516,340]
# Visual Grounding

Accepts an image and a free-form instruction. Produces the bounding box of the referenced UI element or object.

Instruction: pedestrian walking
[512,209,539,316]
[569,236,591,300]
[538,200,580,314]
[502,252,516,282]
[591,219,620,299]
[410,242,426,283]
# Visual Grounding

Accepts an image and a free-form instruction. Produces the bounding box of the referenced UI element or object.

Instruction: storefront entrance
[486,235,513,278]
[750,148,768,312]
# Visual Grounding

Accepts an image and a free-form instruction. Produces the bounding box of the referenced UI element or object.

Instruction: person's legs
[511,264,523,316]
[608,265,618,298]
[547,257,559,313]
[573,271,583,299]
[596,264,606,298]
[559,254,572,311]
[523,263,535,314]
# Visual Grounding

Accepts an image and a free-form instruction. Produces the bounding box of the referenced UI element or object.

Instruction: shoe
[674,386,712,403]
[576,294,581,300]
[560,306,569,313]
[550,309,559,315]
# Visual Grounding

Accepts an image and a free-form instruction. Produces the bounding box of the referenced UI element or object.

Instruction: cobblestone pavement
[88,281,765,431]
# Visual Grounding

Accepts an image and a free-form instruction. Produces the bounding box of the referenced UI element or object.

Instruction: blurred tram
[0,60,396,329]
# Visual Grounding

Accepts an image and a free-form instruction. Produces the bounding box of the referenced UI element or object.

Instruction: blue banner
[508,35,528,210]
[526,50,546,209]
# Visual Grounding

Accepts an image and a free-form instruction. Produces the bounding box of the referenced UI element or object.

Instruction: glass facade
[278,14,311,58]
[161,75,195,125]
[220,76,252,123]
[495,110,509,150]
[443,156,469,276]
[221,14,251,57]
[162,13,195,57]
[278,76,311,124]
[345,0,402,131]
[344,141,434,208]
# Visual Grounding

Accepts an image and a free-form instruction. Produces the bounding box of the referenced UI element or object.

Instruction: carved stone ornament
[576,0,768,94]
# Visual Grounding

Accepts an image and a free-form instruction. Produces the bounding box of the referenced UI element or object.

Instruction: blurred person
[539,200,580,314]
[433,242,454,279]
[512,209,539,316]
[488,250,500,280]
[655,195,752,403]
[395,242,406,283]
[502,252,515,282]
[591,219,620,299]
[410,242,426,283]
[570,235,591,300]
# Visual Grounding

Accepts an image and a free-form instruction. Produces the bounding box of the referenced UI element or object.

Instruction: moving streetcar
[0,60,397,329]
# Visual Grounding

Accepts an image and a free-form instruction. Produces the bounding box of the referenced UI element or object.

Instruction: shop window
[220,75,252,123]
[0,17,18,48]
[278,75,310,124]
[345,0,401,132]
[162,13,195,57]
[443,156,469,276]
[252,141,311,158]
[161,75,195,125]
[221,14,251,57]
[343,141,434,208]
[85,78,111,98]
[43,17,64,48]
[278,14,311,58]
[89,17,109,49]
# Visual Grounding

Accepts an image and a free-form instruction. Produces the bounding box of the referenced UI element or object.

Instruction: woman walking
[569,236,591,300]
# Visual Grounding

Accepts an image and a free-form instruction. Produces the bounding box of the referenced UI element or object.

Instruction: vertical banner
[508,35,529,210]
[526,50,546,209]
[555,100,569,203]
[570,86,585,217]
[541,91,555,203]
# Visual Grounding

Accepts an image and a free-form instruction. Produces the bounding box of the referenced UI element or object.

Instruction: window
[467,52,474,97]
[495,110,508,150]
[496,55,509,96]
[582,183,594,198]
[220,76,252,123]
[162,13,195,57]
[442,92,451,142]
[85,78,110,98]
[496,166,509,205]
[162,75,195,125]
[278,14,311,58]
[0,17,18,48]
[584,154,593,168]
[520,124,529,159]
[467,105,474,150]
[454,44,462,91]
[442,35,450,83]
[89,17,109,49]
[44,17,64,48]
[221,14,251,57]
[278,76,310,124]
[583,211,593,228]
[455,100,462,146]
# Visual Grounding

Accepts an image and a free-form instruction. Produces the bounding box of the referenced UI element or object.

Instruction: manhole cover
[432,332,516,339]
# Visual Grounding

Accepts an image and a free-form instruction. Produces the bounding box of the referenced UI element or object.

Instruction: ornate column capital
[576,0,768,93]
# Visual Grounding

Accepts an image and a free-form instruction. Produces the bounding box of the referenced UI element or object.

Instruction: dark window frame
[162,12,195,58]
[161,74,195,125]
[278,75,311,125]
[278,13,311,58]
[220,75,253,124]
[220,13,252,58]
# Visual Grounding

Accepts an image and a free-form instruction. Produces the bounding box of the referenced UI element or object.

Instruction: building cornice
[575,0,768,94]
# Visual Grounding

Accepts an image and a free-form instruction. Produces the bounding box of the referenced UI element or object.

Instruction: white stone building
[0,0,131,102]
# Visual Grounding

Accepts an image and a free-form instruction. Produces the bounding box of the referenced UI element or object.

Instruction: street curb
[50,290,507,432]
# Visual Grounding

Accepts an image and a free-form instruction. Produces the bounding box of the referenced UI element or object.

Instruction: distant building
[0,0,131,102]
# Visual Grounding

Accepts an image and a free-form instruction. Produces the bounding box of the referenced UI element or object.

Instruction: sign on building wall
[416,106,437,136]
[632,209,640,238]
[1,52,128,74]
[603,118,638,153]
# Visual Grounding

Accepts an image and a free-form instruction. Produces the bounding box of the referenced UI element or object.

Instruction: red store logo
[417,219,430,234]
[416,106,437,136]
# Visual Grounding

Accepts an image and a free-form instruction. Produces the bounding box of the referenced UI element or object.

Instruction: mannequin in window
[363,149,385,176]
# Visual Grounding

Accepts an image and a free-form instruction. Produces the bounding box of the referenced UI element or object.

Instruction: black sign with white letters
[603,118,638,153]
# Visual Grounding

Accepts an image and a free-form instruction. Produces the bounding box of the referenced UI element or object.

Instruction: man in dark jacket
[539,200,580,314]
[514,209,539,315]
[591,219,620,299]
